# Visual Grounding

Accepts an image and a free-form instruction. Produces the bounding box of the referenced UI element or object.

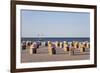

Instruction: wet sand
[21,46,90,63]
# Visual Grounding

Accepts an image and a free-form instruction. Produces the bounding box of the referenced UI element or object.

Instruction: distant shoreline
[21,37,90,42]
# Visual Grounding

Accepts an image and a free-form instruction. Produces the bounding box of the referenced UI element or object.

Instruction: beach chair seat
[32,48,37,54]
[52,48,56,54]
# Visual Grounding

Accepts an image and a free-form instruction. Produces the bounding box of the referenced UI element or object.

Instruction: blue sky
[21,10,90,37]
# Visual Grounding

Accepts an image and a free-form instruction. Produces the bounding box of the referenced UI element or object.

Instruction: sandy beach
[21,46,90,63]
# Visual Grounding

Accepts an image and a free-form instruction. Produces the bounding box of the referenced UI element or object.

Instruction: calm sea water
[21,37,90,42]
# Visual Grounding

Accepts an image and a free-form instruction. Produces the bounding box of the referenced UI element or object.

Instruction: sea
[21,37,90,42]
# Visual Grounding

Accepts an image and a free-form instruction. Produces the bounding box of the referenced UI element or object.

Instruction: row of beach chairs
[21,41,90,55]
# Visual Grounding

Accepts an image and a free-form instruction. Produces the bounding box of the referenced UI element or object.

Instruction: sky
[21,10,90,38]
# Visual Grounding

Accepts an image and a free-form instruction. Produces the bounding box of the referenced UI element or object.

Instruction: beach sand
[21,46,90,63]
